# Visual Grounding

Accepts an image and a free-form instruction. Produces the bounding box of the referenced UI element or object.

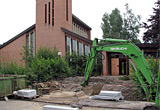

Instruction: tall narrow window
[72,39,76,53]
[66,37,71,54]
[52,0,54,26]
[78,42,83,55]
[48,2,51,24]
[26,32,35,56]
[30,32,35,56]
[45,4,47,23]
[84,45,89,56]
[26,35,30,50]
[66,0,68,21]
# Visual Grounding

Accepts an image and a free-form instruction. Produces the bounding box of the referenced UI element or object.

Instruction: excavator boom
[81,38,160,107]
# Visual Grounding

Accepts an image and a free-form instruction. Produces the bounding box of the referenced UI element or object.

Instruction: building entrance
[119,58,129,75]
[108,52,129,75]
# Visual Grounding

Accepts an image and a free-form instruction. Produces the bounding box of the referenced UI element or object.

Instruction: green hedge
[0,60,26,75]
[0,46,71,82]
[65,52,103,76]
[25,47,71,82]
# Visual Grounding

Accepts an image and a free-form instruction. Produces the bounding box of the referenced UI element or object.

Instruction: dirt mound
[57,76,140,101]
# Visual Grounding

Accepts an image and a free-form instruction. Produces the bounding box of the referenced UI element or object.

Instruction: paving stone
[90,91,124,101]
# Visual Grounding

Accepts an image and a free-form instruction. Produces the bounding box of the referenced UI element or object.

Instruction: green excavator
[81,38,160,108]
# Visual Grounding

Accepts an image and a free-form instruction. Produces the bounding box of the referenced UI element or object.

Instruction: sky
[0,0,156,44]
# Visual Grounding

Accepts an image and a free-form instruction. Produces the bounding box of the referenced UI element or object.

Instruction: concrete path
[34,91,155,110]
[0,100,128,110]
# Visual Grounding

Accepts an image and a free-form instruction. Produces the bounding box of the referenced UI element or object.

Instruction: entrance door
[111,58,119,75]
[119,58,129,75]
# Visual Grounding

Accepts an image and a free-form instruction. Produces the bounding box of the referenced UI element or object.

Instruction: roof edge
[0,24,35,49]
[72,14,92,30]
[61,27,93,44]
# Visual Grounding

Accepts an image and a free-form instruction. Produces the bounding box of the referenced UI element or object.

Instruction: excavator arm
[81,38,160,107]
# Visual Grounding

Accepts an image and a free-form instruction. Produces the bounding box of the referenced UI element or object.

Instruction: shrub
[65,53,87,76]
[28,57,71,82]
[0,59,26,75]
[0,46,71,82]
[36,46,59,60]
[130,56,157,101]
[20,46,34,68]
[21,46,71,82]
[65,52,103,76]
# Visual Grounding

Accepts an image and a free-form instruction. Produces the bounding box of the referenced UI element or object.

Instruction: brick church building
[0,0,92,65]
[0,0,158,76]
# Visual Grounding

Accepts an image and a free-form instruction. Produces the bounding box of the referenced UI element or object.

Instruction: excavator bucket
[82,83,103,96]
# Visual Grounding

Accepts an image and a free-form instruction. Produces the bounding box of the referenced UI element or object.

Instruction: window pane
[78,42,82,55]
[72,39,76,53]
[52,0,54,26]
[45,4,47,23]
[85,45,89,56]
[26,35,29,49]
[66,0,68,21]
[66,37,71,54]
[30,32,35,55]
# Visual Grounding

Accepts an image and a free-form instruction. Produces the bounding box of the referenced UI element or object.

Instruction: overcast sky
[0,0,156,44]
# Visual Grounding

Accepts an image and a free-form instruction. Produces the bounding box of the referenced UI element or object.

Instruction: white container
[17,89,36,98]
[43,105,79,110]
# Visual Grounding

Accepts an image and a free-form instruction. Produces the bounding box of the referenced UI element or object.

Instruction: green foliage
[142,1,160,43]
[21,46,71,82]
[101,3,142,43]
[122,3,142,43]
[101,8,123,39]
[0,46,71,82]
[36,46,58,60]
[92,53,103,76]
[27,58,71,82]
[130,57,157,100]
[118,75,130,81]
[0,60,26,75]
[65,52,103,76]
[147,57,156,73]
[66,53,88,76]
[129,72,146,100]
[20,46,34,68]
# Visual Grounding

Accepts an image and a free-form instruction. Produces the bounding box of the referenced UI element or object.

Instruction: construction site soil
[1,76,156,110]
[54,76,140,101]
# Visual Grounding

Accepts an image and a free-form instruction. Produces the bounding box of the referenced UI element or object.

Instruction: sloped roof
[61,27,93,44]
[136,43,159,49]
[0,14,92,49]
[72,14,92,30]
[0,24,35,49]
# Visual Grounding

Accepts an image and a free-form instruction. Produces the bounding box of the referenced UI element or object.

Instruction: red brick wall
[0,34,26,65]
[102,51,108,76]
[36,0,72,56]
[88,30,91,40]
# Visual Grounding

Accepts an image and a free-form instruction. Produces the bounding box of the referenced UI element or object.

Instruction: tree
[123,3,142,43]
[101,8,123,39]
[142,1,160,44]
[101,4,142,43]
